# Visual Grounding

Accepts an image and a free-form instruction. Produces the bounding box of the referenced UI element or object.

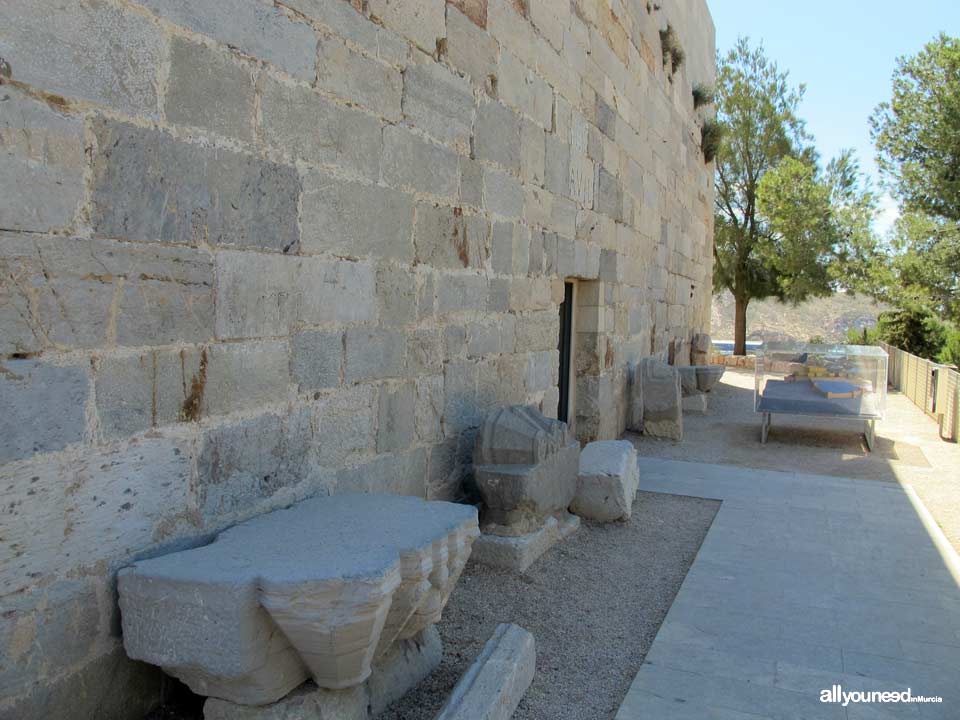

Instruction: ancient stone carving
[118,494,479,706]
[677,365,725,396]
[640,359,683,441]
[471,406,580,570]
[572,440,640,522]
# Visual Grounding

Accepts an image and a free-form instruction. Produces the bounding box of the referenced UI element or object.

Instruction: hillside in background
[711,291,888,343]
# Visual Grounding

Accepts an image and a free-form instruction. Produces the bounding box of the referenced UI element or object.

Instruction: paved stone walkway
[616,458,960,720]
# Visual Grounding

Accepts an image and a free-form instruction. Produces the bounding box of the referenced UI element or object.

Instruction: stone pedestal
[681,393,708,414]
[118,495,478,706]
[471,406,580,571]
[204,627,442,720]
[640,359,683,441]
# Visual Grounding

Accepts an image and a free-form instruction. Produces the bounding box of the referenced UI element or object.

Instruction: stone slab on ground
[435,624,535,720]
[680,394,708,414]
[119,494,478,705]
[470,513,580,572]
[204,626,442,720]
[616,457,960,720]
[571,440,640,522]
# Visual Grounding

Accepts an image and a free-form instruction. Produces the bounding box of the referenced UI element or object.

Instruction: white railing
[880,341,959,442]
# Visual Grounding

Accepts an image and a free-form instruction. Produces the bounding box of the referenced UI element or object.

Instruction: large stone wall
[0,0,714,716]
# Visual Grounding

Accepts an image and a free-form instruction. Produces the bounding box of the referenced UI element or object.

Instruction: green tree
[870,34,960,222]
[876,304,947,360]
[713,39,880,354]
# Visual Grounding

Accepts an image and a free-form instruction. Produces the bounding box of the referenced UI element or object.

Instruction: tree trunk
[734,295,749,356]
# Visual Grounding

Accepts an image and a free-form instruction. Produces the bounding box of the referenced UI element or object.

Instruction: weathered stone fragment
[640,359,682,441]
[572,440,639,522]
[0,85,84,233]
[90,118,300,252]
[435,624,536,720]
[0,359,88,463]
[0,0,163,116]
[118,495,479,705]
[164,37,255,140]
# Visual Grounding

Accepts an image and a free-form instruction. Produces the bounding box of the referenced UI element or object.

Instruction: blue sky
[707,0,960,234]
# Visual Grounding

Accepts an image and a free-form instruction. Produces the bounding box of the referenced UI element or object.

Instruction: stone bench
[118,494,479,707]
[571,441,639,522]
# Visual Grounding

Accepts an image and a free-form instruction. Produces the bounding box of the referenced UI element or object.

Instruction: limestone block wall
[0,0,713,717]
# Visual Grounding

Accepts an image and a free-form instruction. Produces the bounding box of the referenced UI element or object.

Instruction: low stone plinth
[677,365,725,396]
[205,626,442,720]
[435,624,535,720]
[571,441,639,522]
[681,393,709,414]
[640,359,683,441]
[471,406,581,571]
[119,495,479,706]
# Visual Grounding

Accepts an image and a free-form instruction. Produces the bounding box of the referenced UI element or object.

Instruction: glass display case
[755,341,888,449]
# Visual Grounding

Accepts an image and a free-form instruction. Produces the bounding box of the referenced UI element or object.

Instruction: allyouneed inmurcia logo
[820,685,943,706]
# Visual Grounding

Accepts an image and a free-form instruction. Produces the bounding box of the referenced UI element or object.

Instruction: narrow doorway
[557,280,575,423]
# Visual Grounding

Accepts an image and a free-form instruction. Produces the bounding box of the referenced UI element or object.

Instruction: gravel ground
[381,491,719,720]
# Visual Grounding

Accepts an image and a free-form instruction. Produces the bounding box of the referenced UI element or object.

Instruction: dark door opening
[557,281,575,423]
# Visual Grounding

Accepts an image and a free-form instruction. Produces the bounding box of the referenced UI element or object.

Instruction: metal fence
[880,341,960,442]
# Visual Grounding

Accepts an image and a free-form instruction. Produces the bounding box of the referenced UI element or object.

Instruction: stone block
[520,118,546,187]
[496,49,552,129]
[301,171,414,261]
[435,624,535,720]
[415,375,444,443]
[402,59,475,151]
[316,35,402,121]
[315,386,377,468]
[596,166,622,221]
[524,350,557,392]
[281,0,378,54]
[345,328,406,382]
[443,360,481,435]
[382,125,459,198]
[367,0,445,52]
[1,437,191,595]
[139,0,318,80]
[260,77,382,180]
[0,85,84,233]
[0,235,214,355]
[474,100,520,172]
[378,382,416,452]
[544,135,571,197]
[571,440,639,522]
[682,393,708,414]
[215,252,376,339]
[459,157,485,207]
[436,273,488,316]
[467,322,501,358]
[0,359,88,464]
[90,118,300,252]
[407,329,443,375]
[118,494,479,704]
[0,0,163,116]
[202,342,291,417]
[335,446,427,497]
[414,204,490,269]
[569,152,595,208]
[204,627,442,720]
[444,5,497,86]
[291,331,343,391]
[470,512,579,572]
[627,361,643,432]
[640,358,682,441]
[483,167,524,219]
[376,262,418,327]
[164,36,255,141]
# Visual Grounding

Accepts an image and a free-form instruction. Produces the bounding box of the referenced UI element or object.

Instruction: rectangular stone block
[483,167,524,219]
[596,166,622,221]
[202,341,291,417]
[402,59,475,151]
[520,118,546,187]
[0,85,84,233]
[0,436,191,595]
[544,135,571,197]
[415,375,444,443]
[197,408,319,519]
[414,204,490,269]
[0,0,163,116]
[377,262,418,327]
[291,330,343,392]
[0,359,88,463]
[467,322,501,358]
[345,328,407,382]
[496,49,553,129]
[90,118,300,252]
[382,125,459,198]
[316,35,402,121]
[459,157,485,207]
[281,0,379,53]
[315,385,377,468]
[139,0,318,80]
[260,77,382,180]
[474,100,520,172]
[443,360,481,435]
[335,445,428,497]
[436,273,488,316]
[367,0,445,52]
[215,251,376,339]
[377,381,416,452]
[0,235,214,355]
[301,171,414,261]
[164,36,255,141]
[444,5,497,85]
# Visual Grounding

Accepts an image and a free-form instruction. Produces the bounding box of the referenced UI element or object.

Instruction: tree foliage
[870,34,960,222]
[713,38,879,354]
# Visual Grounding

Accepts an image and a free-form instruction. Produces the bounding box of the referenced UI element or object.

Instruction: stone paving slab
[616,458,960,720]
